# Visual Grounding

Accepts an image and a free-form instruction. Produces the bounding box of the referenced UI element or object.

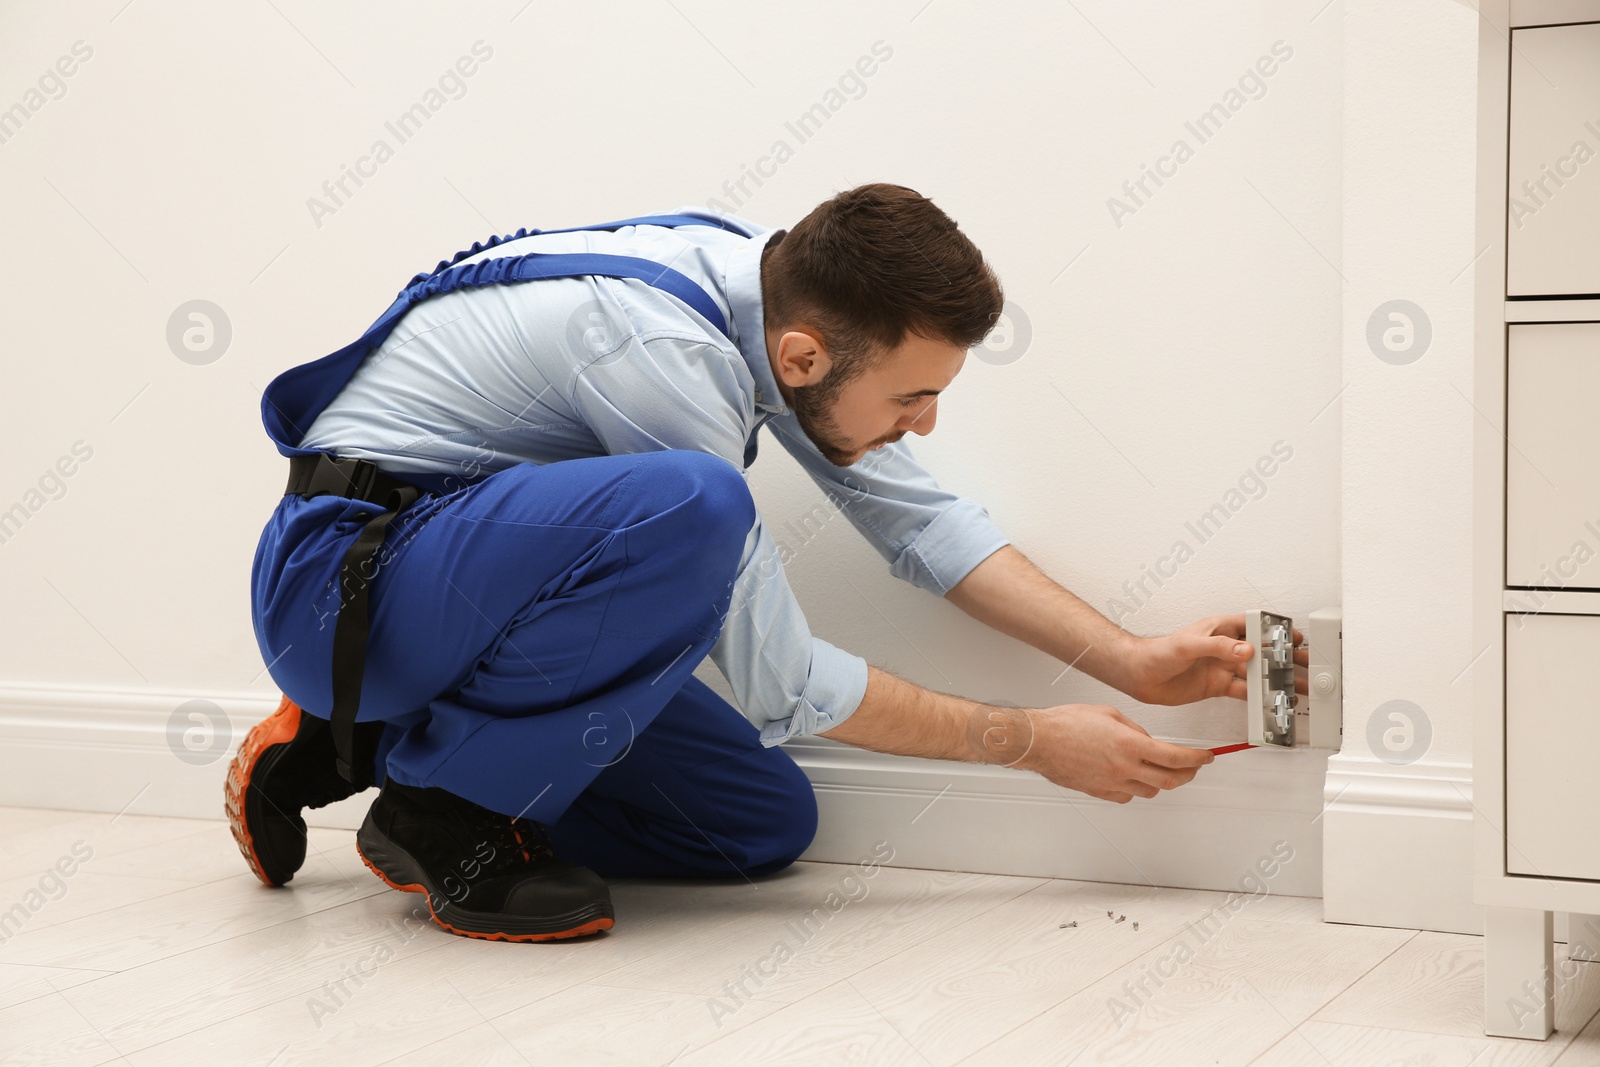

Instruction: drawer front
[1506,322,1600,588]
[1508,22,1600,297]
[1506,612,1600,879]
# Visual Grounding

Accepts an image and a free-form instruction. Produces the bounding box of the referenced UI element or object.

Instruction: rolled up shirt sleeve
[765,411,1011,596]
[708,512,871,745]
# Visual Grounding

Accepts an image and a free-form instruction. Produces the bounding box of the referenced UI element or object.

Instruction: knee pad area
[743,757,820,874]
[635,450,756,559]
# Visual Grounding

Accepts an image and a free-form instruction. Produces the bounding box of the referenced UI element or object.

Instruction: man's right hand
[998,704,1214,803]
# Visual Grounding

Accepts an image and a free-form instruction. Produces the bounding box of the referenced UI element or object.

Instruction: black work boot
[356,779,614,941]
[224,695,384,887]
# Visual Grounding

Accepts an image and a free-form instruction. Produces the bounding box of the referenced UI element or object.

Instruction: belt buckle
[330,455,378,501]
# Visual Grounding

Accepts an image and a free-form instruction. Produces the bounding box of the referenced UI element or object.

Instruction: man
[229,183,1300,943]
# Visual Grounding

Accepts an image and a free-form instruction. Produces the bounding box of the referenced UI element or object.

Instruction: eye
[896,396,922,408]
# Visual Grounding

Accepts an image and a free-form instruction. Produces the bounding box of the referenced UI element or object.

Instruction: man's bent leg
[547,675,820,879]
[255,449,756,820]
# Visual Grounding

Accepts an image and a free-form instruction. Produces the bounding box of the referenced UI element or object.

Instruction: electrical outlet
[1246,609,1298,747]
[1244,607,1342,750]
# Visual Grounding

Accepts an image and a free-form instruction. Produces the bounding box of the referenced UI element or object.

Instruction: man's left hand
[1116,613,1308,707]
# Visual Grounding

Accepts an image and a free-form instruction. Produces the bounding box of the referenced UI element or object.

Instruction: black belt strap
[285,454,422,787]
[286,452,417,502]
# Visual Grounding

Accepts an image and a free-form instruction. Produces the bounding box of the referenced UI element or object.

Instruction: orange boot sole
[223,694,303,887]
[355,846,614,942]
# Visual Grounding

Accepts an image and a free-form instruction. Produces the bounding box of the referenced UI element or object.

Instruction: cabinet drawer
[1506,612,1600,880]
[1506,322,1600,588]
[1508,22,1600,297]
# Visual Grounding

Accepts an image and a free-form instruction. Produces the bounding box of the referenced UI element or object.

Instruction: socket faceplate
[1246,609,1298,747]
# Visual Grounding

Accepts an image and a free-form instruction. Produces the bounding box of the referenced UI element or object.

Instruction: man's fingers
[1112,708,1154,738]
[1136,735,1215,769]
[1132,764,1200,791]
[1212,614,1247,640]
[1193,632,1251,665]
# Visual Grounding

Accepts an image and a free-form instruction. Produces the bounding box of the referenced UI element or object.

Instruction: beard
[788,369,864,467]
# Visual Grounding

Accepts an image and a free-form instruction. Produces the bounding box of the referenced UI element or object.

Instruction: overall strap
[328,481,419,787]
[409,252,727,336]
[407,213,758,288]
[261,214,748,456]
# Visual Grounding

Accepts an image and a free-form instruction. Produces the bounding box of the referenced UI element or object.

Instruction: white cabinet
[1505,322,1600,589]
[1475,2,1600,1043]
[1508,22,1600,296]
[1505,613,1600,880]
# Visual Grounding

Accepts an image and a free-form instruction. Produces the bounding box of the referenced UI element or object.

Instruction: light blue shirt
[300,207,1011,745]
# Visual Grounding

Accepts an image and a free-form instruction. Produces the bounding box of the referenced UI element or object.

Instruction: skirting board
[0,680,1334,897]
[1320,753,1481,936]
[0,682,287,827]
[787,737,1327,897]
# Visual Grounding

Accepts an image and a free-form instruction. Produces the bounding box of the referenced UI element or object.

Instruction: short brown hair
[760,183,1003,372]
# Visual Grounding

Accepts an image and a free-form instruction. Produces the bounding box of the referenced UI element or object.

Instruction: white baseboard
[1320,753,1481,935]
[1,681,1347,898]
[0,681,285,827]
[787,737,1329,897]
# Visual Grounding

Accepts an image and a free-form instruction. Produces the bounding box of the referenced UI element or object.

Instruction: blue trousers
[250,450,818,879]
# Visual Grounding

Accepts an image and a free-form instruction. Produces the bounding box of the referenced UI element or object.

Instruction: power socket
[1246,609,1298,747]
[1244,606,1342,750]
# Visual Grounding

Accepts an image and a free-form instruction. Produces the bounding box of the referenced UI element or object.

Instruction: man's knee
[643,450,755,555]
[743,754,819,875]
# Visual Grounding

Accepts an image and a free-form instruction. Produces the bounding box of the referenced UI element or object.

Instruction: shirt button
[755,390,764,403]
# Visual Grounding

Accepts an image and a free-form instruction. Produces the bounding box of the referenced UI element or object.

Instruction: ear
[772,327,832,387]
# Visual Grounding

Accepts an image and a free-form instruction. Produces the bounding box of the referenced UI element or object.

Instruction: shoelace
[479,815,557,873]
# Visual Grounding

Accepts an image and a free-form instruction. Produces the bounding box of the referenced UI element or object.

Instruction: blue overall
[251,216,818,879]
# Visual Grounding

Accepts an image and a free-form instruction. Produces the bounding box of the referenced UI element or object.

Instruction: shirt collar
[724,229,786,415]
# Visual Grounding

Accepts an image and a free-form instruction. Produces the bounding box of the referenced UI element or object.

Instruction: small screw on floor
[1058,920,1077,929]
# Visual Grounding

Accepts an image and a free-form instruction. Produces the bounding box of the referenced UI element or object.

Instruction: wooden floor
[2,805,1598,1066]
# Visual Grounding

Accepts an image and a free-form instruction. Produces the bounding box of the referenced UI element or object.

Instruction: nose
[902,397,937,436]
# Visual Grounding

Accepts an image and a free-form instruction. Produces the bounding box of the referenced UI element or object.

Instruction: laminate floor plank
[383,982,791,1067]
[1552,1005,1600,1065]
[0,961,113,1011]
[1315,931,1600,1041]
[827,877,1315,1066]
[0,869,385,972]
[950,916,1414,1066]
[591,865,1044,1005]
[51,892,456,1054]
[0,811,215,881]
[1249,1019,1573,1066]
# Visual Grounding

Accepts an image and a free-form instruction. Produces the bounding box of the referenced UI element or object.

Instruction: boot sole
[224,694,303,887]
[355,817,614,942]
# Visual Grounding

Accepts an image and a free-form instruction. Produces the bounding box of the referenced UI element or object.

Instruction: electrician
[227,183,1280,942]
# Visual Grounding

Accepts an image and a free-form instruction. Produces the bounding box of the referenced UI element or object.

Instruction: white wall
[0,1,1364,897]
[1321,0,1483,935]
